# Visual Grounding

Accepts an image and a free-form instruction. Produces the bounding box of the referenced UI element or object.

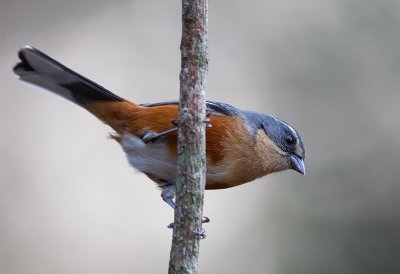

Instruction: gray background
[1,0,399,273]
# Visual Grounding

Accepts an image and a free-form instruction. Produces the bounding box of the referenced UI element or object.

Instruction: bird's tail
[14,46,139,133]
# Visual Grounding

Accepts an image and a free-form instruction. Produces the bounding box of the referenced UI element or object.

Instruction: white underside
[120,134,177,183]
[119,133,227,185]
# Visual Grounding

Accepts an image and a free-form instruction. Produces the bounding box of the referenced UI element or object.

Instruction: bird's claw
[202,216,210,223]
[167,216,210,239]
[204,118,212,128]
[167,224,206,239]
[171,119,178,127]
[167,215,210,229]
[205,108,212,117]
[170,108,212,128]
[193,228,206,239]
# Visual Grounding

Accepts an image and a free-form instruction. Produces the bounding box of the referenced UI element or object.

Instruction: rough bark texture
[168,0,208,273]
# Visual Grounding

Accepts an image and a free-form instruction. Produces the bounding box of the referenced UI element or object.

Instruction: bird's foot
[193,228,207,239]
[167,216,210,229]
[142,129,178,143]
[167,225,207,239]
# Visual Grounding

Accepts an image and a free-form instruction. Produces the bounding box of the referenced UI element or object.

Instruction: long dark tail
[13,46,124,107]
[13,46,139,133]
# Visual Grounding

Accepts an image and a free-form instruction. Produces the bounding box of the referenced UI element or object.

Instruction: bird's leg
[143,110,212,143]
[142,128,177,143]
[162,183,210,237]
[161,184,176,209]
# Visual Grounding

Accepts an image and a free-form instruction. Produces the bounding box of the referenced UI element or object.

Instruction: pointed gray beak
[290,155,306,175]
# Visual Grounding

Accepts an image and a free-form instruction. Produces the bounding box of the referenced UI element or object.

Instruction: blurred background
[1,0,400,273]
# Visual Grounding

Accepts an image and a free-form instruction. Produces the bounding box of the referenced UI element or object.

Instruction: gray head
[244,111,306,175]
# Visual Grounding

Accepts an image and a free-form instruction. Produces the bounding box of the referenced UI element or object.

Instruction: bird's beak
[290,155,306,175]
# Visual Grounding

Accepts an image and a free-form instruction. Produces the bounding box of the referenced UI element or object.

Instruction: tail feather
[14,46,139,133]
[13,46,124,106]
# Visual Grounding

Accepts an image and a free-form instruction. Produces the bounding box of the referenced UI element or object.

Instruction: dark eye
[284,135,295,145]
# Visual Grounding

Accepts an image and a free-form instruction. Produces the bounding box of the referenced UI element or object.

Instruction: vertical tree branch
[168,0,208,273]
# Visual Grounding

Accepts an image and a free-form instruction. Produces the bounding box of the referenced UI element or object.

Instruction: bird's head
[246,111,306,175]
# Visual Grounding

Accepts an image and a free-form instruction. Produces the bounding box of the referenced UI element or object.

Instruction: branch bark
[168,0,208,273]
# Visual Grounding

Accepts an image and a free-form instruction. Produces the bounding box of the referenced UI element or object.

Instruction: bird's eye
[284,135,295,145]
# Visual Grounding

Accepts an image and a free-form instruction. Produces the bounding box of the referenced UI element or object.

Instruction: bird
[13,46,306,210]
